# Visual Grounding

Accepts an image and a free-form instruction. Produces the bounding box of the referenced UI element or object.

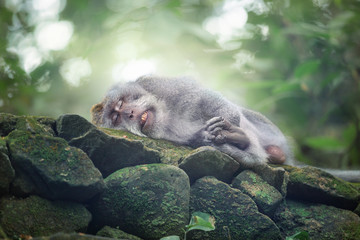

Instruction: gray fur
[93,75,293,167]
[92,75,359,182]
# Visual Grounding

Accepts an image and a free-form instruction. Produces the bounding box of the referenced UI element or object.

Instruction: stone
[252,164,289,196]
[0,113,55,137]
[0,138,15,195]
[56,114,96,141]
[97,226,143,240]
[33,232,117,240]
[69,128,161,177]
[91,164,190,240]
[232,170,283,217]
[189,176,281,240]
[179,146,240,183]
[274,200,360,240]
[0,195,92,239]
[285,166,360,210]
[0,113,17,136]
[7,130,105,201]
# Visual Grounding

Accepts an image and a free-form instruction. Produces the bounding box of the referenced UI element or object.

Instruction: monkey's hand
[206,117,250,150]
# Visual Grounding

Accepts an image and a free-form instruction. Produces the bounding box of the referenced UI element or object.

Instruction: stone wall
[0,113,359,240]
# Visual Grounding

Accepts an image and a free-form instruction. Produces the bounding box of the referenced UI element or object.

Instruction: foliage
[1,0,360,168]
[286,231,310,240]
[160,211,215,240]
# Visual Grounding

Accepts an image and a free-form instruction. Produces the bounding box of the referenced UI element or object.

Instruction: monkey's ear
[91,101,105,126]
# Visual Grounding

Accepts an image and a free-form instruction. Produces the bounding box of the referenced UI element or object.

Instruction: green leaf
[242,80,282,89]
[186,212,215,232]
[286,231,310,240]
[328,11,354,29]
[160,236,180,240]
[343,124,356,146]
[294,60,321,79]
[304,136,345,150]
[272,82,300,94]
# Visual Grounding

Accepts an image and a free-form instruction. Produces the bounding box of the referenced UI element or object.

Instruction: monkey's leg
[265,145,286,164]
[206,117,250,149]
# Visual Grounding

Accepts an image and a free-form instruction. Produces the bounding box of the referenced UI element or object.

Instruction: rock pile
[0,113,359,240]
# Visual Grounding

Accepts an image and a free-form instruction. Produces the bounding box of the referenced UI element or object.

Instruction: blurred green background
[1,0,360,169]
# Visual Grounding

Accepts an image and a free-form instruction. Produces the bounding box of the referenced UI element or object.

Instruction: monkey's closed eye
[114,100,123,111]
[111,112,120,125]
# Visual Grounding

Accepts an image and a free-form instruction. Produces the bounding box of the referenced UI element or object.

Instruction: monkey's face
[106,96,156,137]
[91,85,168,138]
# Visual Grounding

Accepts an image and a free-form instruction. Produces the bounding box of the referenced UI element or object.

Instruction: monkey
[91,75,360,182]
[91,75,292,166]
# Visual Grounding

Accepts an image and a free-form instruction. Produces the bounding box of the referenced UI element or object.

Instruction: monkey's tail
[322,169,360,183]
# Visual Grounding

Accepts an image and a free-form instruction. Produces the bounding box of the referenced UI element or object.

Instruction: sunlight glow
[60,57,92,87]
[35,21,74,51]
[204,0,271,48]
[204,0,248,44]
[30,0,66,24]
[112,59,157,82]
[22,47,43,73]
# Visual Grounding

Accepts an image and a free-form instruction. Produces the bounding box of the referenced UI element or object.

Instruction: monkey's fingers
[207,117,232,132]
[209,127,223,135]
[205,117,224,128]
[214,133,227,144]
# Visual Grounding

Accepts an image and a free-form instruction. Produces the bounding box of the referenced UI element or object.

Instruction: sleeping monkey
[91,75,360,182]
[91,75,294,170]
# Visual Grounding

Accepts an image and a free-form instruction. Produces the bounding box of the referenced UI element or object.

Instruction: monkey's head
[91,81,169,138]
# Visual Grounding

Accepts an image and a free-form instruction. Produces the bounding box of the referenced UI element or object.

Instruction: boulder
[56,114,96,141]
[0,138,15,195]
[179,146,240,183]
[274,199,360,240]
[7,130,105,201]
[0,195,92,239]
[69,128,161,177]
[189,176,282,240]
[90,164,190,240]
[33,232,117,240]
[56,114,191,176]
[97,226,143,240]
[284,165,360,210]
[232,170,283,217]
[0,113,55,137]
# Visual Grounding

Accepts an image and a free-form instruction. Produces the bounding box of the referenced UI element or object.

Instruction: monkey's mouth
[140,109,154,133]
[140,111,148,127]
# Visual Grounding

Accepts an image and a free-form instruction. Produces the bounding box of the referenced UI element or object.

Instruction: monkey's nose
[129,111,134,119]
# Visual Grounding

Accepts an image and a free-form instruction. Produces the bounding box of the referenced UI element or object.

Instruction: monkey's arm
[204,117,286,164]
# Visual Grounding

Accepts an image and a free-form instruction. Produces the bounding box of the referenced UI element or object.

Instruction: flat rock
[284,165,360,210]
[274,199,360,240]
[7,130,105,201]
[179,146,240,183]
[0,138,15,195]
[56,114,96,141]
[0,195,92,239]
[0,113,55,137]
[97,226,143,240]
[57,114,191,168]
[33,233,119,240]
[90,164,190,240]
[69,128,161,177]
[232,170,283,217]
[189,176,281,240]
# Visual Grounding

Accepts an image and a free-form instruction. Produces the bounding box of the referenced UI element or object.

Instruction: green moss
[289,167,359,198]
[341,222,360,240]
[102,127,192,165]
[0,196,91,238]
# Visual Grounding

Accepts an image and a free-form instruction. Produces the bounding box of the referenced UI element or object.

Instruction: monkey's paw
[205,117,250,149]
